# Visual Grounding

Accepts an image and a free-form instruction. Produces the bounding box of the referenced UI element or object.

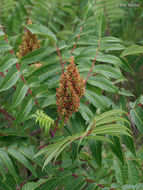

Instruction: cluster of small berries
[56,56,85,120]
[16,19,42,68]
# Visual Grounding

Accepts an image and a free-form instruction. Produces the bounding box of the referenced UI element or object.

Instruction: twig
[53,116,60,136]
[54,44,64,74]
[50,129,54,138]
[0,72,5,77]
[71,26,83,54]
[0,109,15,121]
[84,38,101,85]
[30,129,41,136]
[37,145,48,149]
[60,168,115,189]
[75,125,95,141]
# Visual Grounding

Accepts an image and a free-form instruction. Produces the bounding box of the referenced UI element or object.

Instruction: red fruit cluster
[56,56,85,120]
[17,19,42,68]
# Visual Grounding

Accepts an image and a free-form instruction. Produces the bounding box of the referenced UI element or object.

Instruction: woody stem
[54,44,64,74]
[71,26,83,54]
[53,116,60,136]
[0,109,15,121]
[84,38,101,85]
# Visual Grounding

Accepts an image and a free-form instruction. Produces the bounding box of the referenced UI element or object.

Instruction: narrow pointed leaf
[87,76,118,93]
[114,160,128,185]
[0,149,18,183]
[0,41,12,52]
[25,24,57,43]
[130,107,143,134]
[15,95,33,123]
[7,147,37,177]
[0,54,18,72]
[22,179,48,190]
[12,82,29,108]
[0,65,21,92]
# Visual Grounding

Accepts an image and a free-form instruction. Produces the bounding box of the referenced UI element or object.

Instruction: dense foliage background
[0,0,143,189]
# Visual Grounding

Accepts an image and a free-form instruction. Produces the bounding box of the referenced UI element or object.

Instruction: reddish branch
[30,125,54,138]
[54,25,83,79]
[50,129,54,137]
[54,44,64,74]
[0,109,15,121]
[37,145,48,149]
[71,26,83,54]
[0,72,5,77]
[0,71,16,90]
[84,38,101,85]
[30,129,41,136]
[75,126,95,141]
[53,116,60,136]
[58,168,115,189]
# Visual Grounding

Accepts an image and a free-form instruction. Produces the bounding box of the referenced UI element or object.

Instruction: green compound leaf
[0,65,21,92]
[32,110,54,135]
[0,149,18,183]
[121,45,143,57]
[25,24,57,43]
[87,75,118,93]
[12,81,29,108]
[22,179,49,190]
[0,54,18,72]
[130,107,143,134]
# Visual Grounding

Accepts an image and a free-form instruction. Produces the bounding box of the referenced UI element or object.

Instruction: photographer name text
[117,3,140,8]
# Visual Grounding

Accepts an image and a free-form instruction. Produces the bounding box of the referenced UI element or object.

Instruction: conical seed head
[56,56,85,120]
[17,19,42,67]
